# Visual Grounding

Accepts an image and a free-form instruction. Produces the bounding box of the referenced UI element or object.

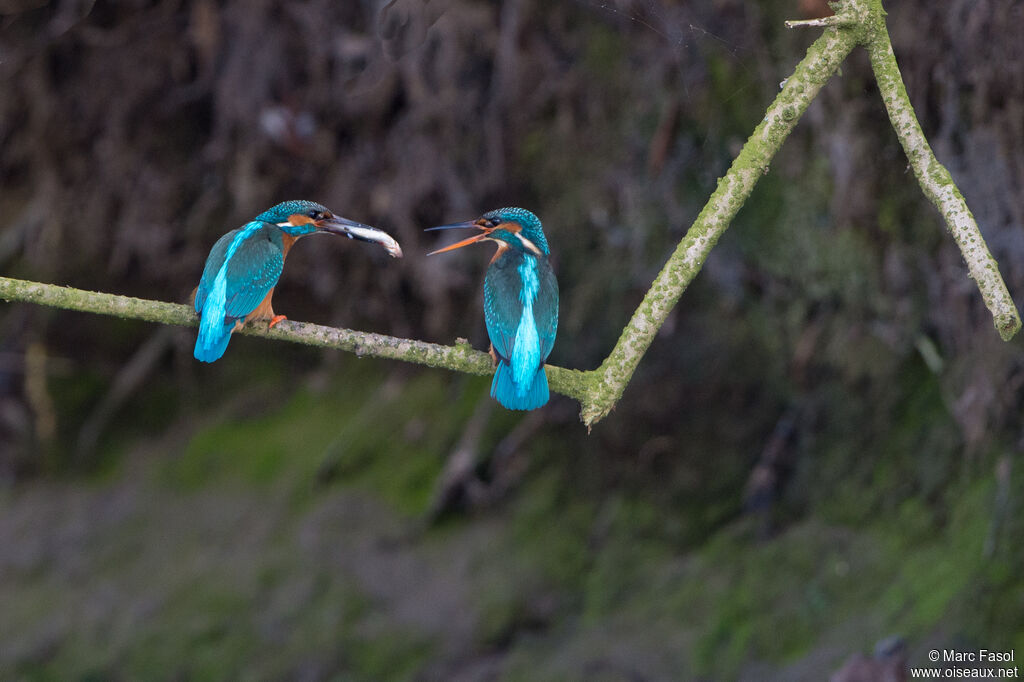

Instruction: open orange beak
[425,220,494,256]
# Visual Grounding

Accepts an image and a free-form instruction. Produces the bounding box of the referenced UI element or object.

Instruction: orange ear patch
[496,221,521,233]
[288,214,316,226]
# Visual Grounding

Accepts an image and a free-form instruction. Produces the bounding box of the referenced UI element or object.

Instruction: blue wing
[196,224,284,320]
[194,223,284,362]
[222,234,284,319]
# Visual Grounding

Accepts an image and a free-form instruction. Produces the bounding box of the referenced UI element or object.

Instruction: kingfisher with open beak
[193,200,402,362]
[428,207,558,410]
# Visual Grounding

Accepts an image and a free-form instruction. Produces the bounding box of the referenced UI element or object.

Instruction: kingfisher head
[427,207,549,257]
[255,200,402,257]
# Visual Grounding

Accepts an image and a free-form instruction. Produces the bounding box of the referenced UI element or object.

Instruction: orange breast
[281,233,299,259]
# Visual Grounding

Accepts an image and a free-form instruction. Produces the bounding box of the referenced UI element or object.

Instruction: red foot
[268,315,287,329]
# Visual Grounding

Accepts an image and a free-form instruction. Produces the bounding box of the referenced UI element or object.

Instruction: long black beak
[425,220,494,256]
[316,216,403,258]
[424,220,479,232]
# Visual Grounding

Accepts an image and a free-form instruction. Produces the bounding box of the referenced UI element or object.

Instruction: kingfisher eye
[308,210,321,219]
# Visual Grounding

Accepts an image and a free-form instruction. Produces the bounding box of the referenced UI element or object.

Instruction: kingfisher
[193,200,402,362]
[428,207,558,410]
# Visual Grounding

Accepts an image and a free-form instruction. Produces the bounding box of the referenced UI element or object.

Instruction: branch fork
[1,0,1018,429]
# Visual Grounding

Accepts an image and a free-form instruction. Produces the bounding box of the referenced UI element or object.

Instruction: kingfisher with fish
[193,200,402,362]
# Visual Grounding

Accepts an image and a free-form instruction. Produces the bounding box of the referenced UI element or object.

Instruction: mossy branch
[0,275,592,403]
[579,14,860,426]
[1,0,1018,428]
[862,6,1021,341]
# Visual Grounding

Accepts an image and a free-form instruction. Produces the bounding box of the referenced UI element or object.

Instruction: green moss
[507,469,593,588]
[345,630,434,682]
[168,380,369,489]
[320,371,490,514]
[579,497,673,622]
[637,481,1001,678]
[164,360,483,516]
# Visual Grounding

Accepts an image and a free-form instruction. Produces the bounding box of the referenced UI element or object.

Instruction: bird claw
[268,315,287,329]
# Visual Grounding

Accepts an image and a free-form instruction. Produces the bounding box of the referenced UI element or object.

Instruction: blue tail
[193,319,235,363]
[491,361,549,410]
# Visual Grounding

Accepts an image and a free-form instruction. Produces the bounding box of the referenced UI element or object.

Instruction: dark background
[2,0,1023,679]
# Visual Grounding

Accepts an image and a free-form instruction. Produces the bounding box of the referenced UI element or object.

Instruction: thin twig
[784,17,848,29]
